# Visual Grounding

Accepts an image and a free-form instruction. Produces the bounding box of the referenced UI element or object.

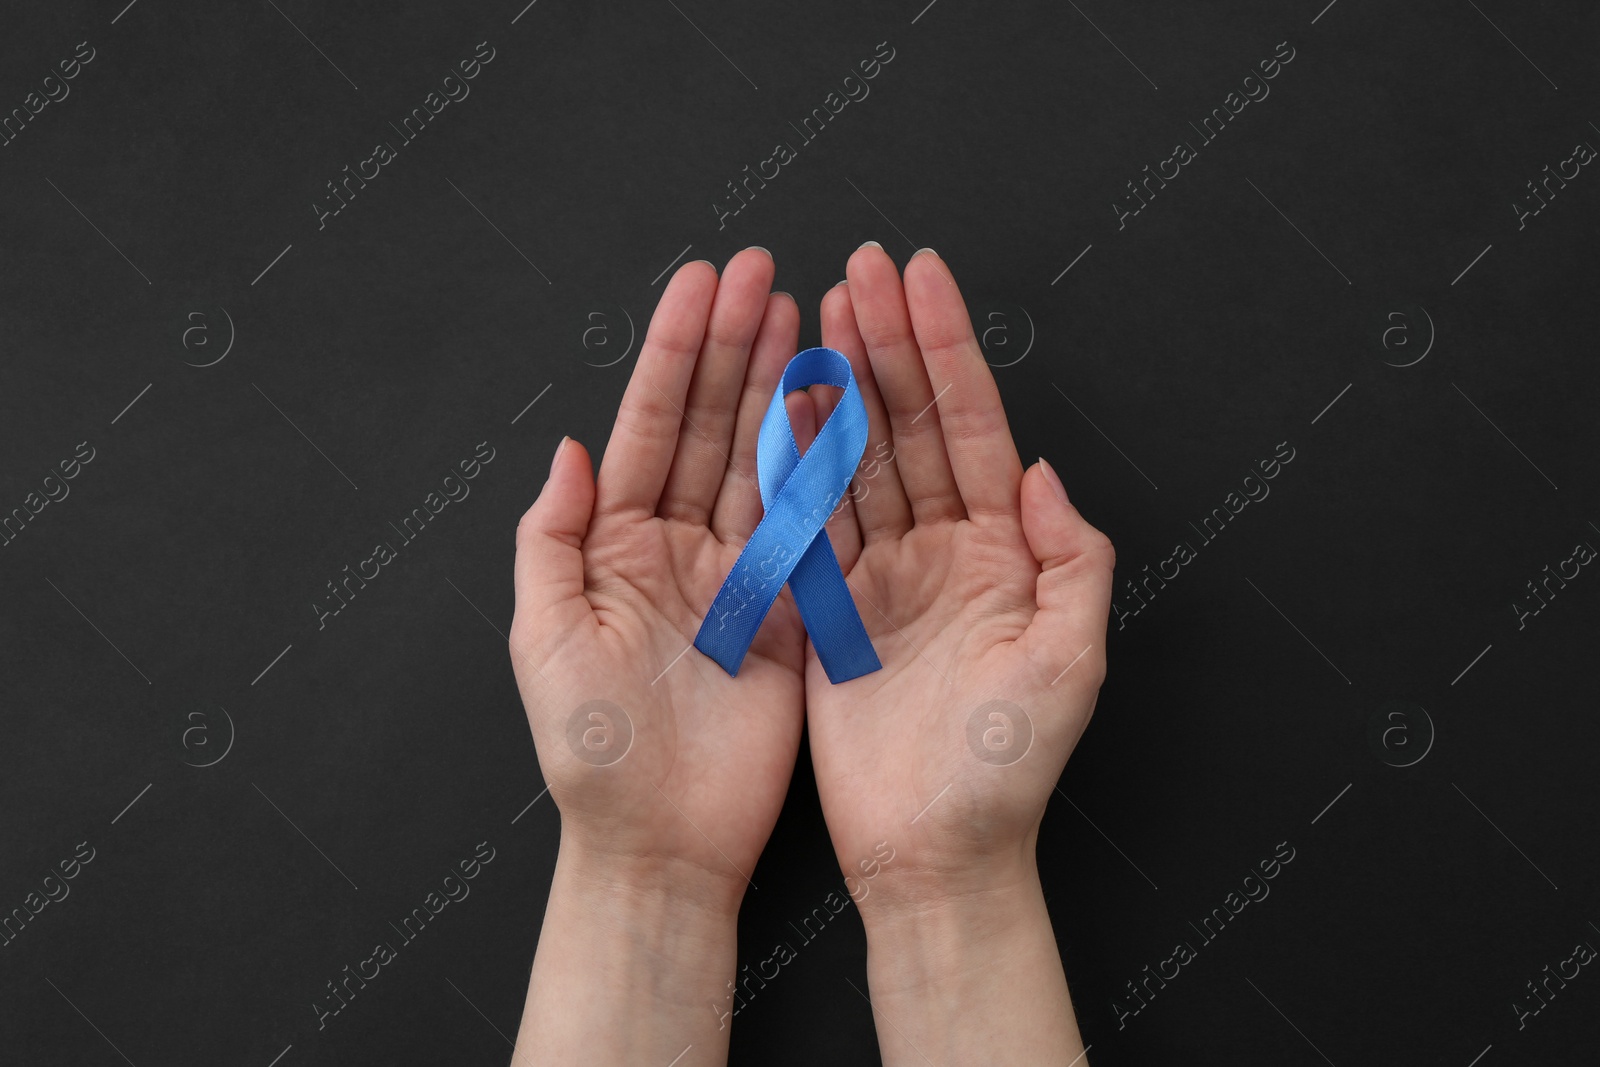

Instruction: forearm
[514,835,743,1066]
[859,864,1087,1066]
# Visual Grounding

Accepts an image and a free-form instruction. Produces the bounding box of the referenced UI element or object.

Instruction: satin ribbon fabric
[694,347,882,683]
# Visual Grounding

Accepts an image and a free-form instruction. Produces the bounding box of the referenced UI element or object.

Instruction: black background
[2,1,1597,1064]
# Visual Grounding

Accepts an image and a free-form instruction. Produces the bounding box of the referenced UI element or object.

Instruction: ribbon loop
[694,347,882,683]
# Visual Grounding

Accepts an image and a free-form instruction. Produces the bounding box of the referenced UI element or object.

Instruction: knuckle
[614,400,679,444]
[918,324,972,359]
[1089,529,1116,570]
[1072,516,1116,570]
[857,316,908,353]
[515,504,541,545]
[937,406,1004,443]
[705,317,752,352]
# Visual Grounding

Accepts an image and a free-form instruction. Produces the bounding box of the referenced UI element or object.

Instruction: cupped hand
[510,248,814,908]
[804,245,1117,912]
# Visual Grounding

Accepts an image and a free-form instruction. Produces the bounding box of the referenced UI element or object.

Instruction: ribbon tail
[692,544,789,678]
[693,573,776,678]
[789,535,880,684]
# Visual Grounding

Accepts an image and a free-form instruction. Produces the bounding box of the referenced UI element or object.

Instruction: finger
[902,249,1024,519]
[710,290,799,542]
[659,247,776,526]
[513,437,598,647]
[594,260,718,517]
[846,243,963,525]
[1013,460,1115,693]
[820,279,912,541]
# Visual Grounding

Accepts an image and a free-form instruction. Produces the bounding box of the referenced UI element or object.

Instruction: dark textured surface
[2,1,1596,1064]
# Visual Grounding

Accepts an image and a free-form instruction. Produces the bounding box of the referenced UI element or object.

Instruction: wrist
[857,866,1086,1064]
[554,830,748,924]
[518,833,745,1061]
[859,862,1057,996]
[853,837,1041,929]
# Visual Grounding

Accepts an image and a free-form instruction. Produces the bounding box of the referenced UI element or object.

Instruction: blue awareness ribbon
[694,346,882,684]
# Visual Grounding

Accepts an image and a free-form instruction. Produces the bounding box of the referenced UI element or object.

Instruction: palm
[802,247,1114,898]
[510,250,812,891]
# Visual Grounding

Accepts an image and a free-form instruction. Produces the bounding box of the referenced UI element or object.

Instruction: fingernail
[835,279,849,287]
[772,290,794,302]
[1039,457,1069,504]
[912,247,937,259]
[747,245,772,258]
[857,240,883,251]
[550,436,569,476]
[690,259,716,271]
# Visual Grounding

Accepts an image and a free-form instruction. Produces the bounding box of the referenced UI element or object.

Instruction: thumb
[514,436,596,619]
[1016,458,1115,689]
